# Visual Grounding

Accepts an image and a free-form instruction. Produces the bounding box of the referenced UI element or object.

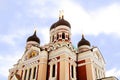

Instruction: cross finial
[33,25,37,32]
[82,34,84,39]
[33,25,37,35]
[59,10,64,20]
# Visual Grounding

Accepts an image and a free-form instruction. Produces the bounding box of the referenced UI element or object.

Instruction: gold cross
[59,10,64,19]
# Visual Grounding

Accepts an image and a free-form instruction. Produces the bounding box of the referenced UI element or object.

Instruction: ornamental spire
[34,25,37,32]
[82,34,86,40]
[33,30,36,36]
[59,10,64,20]
[82,34,84,38]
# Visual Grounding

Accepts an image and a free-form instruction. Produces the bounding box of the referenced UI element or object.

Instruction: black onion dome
[50,22,56,30]
[27,31,40,44]
[55,18,71,28]
[78,35,90,47]
[50,16,71,31]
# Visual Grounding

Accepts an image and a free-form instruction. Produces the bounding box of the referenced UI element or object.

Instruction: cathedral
[8,12,117,80]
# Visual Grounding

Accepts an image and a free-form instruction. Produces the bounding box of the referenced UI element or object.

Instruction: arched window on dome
[68,35,70,40]
[66,34,68,39]
[52,36,54,42]
[57,33,59,40]
[62,33,65,39]
[60,33,62,39]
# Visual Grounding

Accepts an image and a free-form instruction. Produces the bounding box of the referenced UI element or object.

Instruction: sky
[0,0,120,80]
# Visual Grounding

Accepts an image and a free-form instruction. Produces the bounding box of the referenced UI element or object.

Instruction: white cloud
[1,1,120,44]
[39,27,50,45]
[0,52,23,77]
[106,68,120,79]
[26,0,59,19]
[17,0,120,45]
[0,27,32,46]
[57,1,120,36]
[1,34,17,46]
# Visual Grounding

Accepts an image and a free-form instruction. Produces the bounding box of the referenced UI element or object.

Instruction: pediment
[21,46,41,61]
[49,46,76,60]
[93,47,105,64]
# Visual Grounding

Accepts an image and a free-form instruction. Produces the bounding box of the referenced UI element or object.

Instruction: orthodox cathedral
[8,12,117,80]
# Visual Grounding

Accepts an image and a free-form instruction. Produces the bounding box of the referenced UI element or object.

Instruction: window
[57,33,59,40]
[95,68,97,79]
[62,33,65,39]
[66,35,68,39]
[71,65,74,78]
[24,69,27,80]
[28,68,32,80]
[33,67,36,79]
[98,70,100,78]
[68,35,70,40]
[52,64,55,77]
[60,34,61,38]
[52,36,54,42]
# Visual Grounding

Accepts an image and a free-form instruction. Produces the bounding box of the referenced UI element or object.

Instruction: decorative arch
[62,33,65,39]
[57,33,59,40]
[52,35,54,42]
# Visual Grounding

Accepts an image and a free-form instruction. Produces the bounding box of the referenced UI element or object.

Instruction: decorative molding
[49,47,76,60]
[49,58,76,66]
[78,62,92,67]
[47,41,77,53]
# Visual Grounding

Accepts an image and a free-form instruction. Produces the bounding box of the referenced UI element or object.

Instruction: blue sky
[0,0,120,80]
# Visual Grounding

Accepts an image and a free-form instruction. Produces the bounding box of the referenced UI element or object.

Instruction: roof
[27,31,40,44]
[50,16,71,30]
[78,34,90,47]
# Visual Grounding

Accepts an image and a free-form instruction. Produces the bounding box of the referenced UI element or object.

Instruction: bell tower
[48,11,77,80]
[77,34,105,80]
[50,10,71,43]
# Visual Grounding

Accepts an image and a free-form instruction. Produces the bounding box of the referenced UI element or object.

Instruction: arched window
[95,68,97,79]
[68,35,70,40]
[66,35,68,39]
[62,33,65,39]
[24,69,27,80]
[52,36,54,42]
[71,65,74,78]
[98,69,100,78]
[33,67,36,79]
[52,64,56,77]
[57,33,59,40]
[28,68,32,80]
[60,34,61,38]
